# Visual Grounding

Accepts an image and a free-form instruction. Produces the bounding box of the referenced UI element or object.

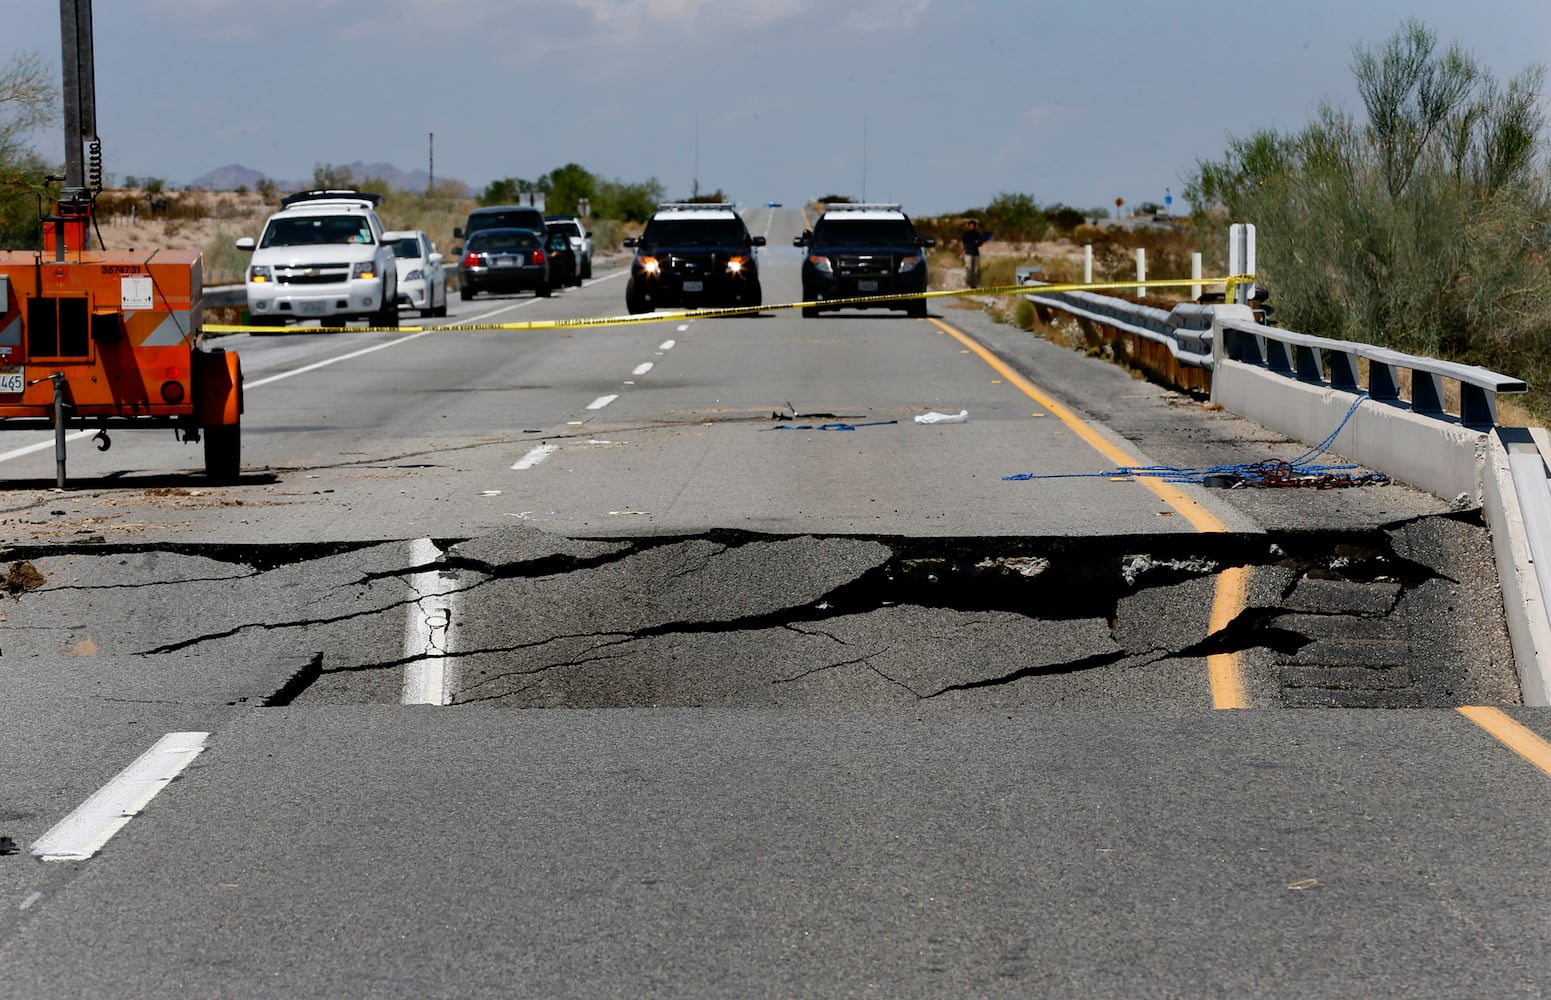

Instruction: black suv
[455,205,546,245]
[794,203,935,318]
[624,203,766,313]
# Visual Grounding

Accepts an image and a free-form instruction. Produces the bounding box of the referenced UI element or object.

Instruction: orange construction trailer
[0,0,243,487]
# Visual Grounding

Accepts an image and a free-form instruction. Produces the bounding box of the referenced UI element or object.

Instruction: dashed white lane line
[659,339,676,350]
[632,362,654,376]
[19,891,42,911]
[31,732,210,862]
[586,394,619,410]
[403,537,460,706]
[512,443,558,470]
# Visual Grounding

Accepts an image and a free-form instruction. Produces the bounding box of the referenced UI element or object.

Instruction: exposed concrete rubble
[0,516,1520,710]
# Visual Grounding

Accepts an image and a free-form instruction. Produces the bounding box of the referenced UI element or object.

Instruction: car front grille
[275,264,352,285]
[834,254,894,278]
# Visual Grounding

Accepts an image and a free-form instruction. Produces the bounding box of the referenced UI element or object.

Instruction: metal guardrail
[1017,267,1526,428]
[204,284,246,308]
[1016,269,1213,369]
[1217,314,1525,428]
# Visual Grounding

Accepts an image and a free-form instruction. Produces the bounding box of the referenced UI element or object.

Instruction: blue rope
[1003,394,1387,488]
[771,420,898,432]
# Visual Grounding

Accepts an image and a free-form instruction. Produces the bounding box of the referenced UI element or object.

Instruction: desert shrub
[983,192,1049,243]
[1187,19,1551,386]
[1013,298,1037,330]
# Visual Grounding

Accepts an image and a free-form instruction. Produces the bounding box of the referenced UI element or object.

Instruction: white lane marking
[19,891,42,911]
[660,340,676,350]
[632,363,653,376]
[402,537,460,706]
[676,323,689,332]
[0,430,95,463]
[586,395,618,410]
[245,329,439,389]
[511,443,558,470]
[31,732,209,862]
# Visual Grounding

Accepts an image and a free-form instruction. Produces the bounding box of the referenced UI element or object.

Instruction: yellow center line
[927,316,1249,709]
[1458,706,1551,777]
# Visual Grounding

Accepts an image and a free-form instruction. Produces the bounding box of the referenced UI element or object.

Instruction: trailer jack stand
[27,371,68,488]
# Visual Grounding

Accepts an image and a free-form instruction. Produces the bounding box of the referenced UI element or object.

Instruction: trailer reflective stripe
[139,311,192,347]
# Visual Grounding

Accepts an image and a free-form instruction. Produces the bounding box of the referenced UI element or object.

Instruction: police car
[793,203,935,318]
[623,203,765,313]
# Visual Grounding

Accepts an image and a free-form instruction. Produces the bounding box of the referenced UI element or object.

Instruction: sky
[7,0,1551,216]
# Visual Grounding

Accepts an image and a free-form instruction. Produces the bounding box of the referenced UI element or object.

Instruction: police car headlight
[405,268,424,281]
[248,265,271,283]
[899,255,923,274]
[639,256,660,275]
[808,255,832,274]
[726,256,746,274]
[352,261,377,279]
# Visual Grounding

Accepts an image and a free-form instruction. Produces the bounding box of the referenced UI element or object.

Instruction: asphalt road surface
[0,207,1547,998]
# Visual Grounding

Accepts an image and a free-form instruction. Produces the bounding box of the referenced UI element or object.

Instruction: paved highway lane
[3,709,1550,998]
[0,206,1547,996]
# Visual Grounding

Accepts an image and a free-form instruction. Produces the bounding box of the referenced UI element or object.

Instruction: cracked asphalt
[0,205,1545,998]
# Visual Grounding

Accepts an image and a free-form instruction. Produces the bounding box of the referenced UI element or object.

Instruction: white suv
[237,190,399,327]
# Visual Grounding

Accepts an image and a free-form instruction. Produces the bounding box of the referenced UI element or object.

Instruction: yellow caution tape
[201,275,1255,335]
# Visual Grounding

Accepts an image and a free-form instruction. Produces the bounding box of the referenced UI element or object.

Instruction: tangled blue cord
[1004,394,1388,488]
[771,420,898,432]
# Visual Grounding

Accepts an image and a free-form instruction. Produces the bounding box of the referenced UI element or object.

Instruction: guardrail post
[1191,252,1202,302]
[1412,371,1446,415]
[1461,385,1498,428]
[1228,223,1256,304]
[1369,362,1402,401]
[1083,244,1093,284]
[1135,249,1146,299]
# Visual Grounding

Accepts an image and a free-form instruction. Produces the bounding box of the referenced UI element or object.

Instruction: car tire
[537,281,552,298]
[626,281,651,315]
[433,299,448,317]
[203,424,241,485]
[581,257,592,279]
[801,306,820,318]
[460,286,474,301]
[371,295,399,328]
[907,298,928,319]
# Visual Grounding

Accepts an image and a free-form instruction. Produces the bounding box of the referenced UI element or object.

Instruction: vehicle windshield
[467,211,544,234]
[468,230,540,252]
[640,219,749,247]
[812,219,917,247]
[390,238,423,259]
[260,216,373,248]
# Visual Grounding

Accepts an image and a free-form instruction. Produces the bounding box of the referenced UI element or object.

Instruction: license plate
[0,368,22,394]
[682,280,703,292]
[298,300,329,316]
[494,255,517,268]
[858,280,879,292]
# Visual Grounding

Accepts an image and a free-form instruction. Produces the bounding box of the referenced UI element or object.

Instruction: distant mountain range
[188,162,472,196]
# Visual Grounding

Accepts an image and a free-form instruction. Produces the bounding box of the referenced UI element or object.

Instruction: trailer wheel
[204,425,241,484]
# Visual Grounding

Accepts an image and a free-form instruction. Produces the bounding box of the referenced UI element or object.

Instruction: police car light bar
[824,202,903,212]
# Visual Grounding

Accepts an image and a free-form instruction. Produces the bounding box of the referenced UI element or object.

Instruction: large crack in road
[0,511,1519,710]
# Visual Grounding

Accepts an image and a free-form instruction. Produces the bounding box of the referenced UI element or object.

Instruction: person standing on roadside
[961,219,992,289]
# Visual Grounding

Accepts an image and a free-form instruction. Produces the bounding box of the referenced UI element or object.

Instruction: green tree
[312,162,355,189]
[544,163,596,215]
[0,51,59,247]
[983,192,1048,242]
[594,177,664,222]
[482,177,523,204]
[1187,19,1551,372]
